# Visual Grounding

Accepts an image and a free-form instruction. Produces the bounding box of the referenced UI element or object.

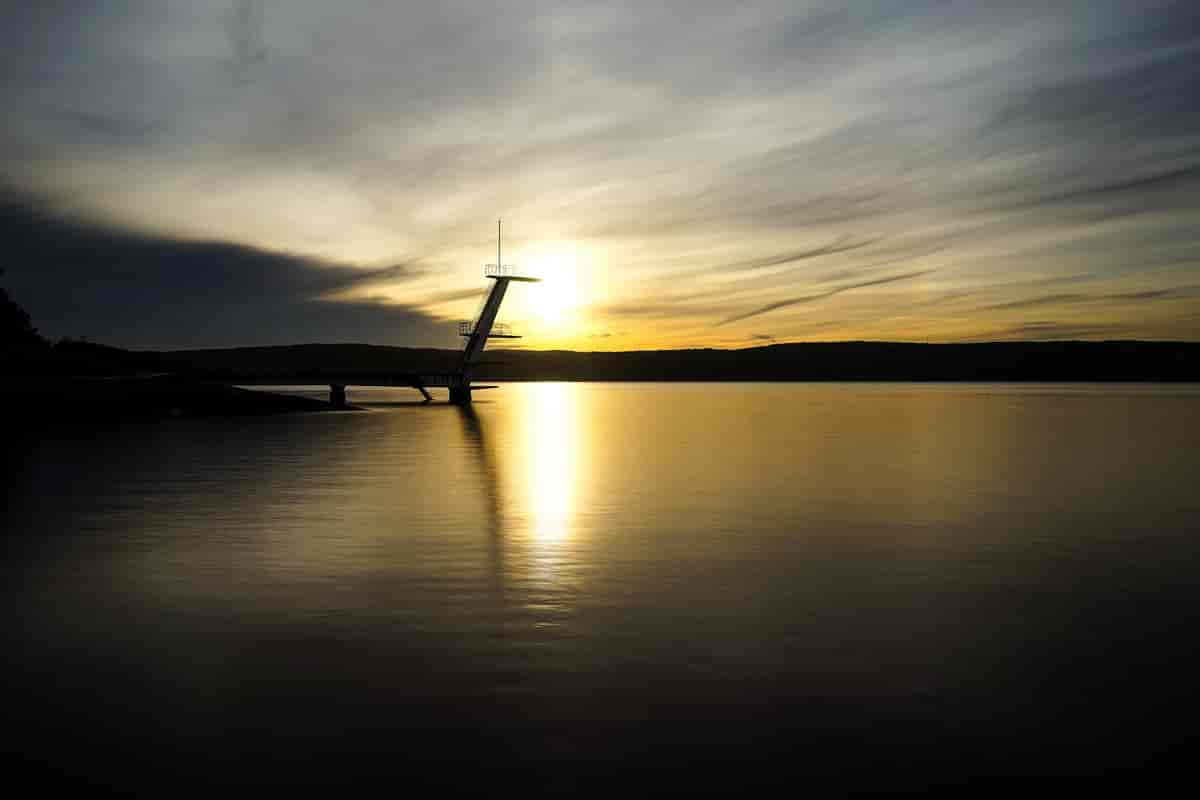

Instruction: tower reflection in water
[456,382,584,609]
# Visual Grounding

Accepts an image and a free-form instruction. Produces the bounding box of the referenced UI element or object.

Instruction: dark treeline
[0,269,43,346]
[7,337,1198,384]
[144,340,1197,382]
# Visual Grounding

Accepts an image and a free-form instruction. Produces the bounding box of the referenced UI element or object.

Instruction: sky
[2,0,1199,350]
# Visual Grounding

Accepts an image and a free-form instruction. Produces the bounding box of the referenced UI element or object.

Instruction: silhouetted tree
[0,269,45,345]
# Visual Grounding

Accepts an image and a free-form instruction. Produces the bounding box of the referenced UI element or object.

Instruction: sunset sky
[3,1,1198,350]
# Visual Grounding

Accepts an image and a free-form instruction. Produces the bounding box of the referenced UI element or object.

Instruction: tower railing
[484,264,518,278]
[484,263,540,282]
[459,321,517,338]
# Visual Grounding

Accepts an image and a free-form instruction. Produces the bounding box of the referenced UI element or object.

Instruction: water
[4,383,1199,789]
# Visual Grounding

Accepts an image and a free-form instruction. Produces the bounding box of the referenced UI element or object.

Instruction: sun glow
[529,243,582,328]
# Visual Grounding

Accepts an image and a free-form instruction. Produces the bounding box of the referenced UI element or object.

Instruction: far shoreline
[4,339,1198,424]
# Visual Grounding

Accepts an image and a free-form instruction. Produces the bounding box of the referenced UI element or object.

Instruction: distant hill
[133,340,1199,383]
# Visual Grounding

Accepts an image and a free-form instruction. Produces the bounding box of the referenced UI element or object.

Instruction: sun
[537,268,580,326]
[530,243,582,327]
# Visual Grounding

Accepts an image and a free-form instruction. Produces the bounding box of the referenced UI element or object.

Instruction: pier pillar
[330,384,347,408]
[448,386,472,405]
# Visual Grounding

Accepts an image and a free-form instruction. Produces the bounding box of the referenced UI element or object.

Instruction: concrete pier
[330,383,347,408]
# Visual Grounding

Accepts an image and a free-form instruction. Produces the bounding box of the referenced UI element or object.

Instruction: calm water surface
[4,383,1199,789]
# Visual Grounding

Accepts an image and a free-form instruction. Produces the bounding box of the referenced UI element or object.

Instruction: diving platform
[484,264,540,282]
[451,221,540,405]
[312,220,539,406]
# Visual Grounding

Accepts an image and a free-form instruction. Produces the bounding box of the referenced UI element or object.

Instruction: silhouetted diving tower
[449,220,540,405]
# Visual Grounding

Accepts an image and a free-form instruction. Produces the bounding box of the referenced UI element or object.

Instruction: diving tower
[450,220,540,405]
[313,221,537,407]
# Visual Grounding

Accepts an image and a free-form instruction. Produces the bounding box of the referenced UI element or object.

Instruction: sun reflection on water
[523,383,579,545]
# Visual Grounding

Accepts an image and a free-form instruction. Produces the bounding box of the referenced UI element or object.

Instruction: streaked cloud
[719,270,935,326]
[968,320,1133,342]
[723,237,881,273]
[982,286,1198,311]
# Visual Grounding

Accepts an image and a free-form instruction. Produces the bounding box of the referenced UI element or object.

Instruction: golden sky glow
[2,2,1198,349]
